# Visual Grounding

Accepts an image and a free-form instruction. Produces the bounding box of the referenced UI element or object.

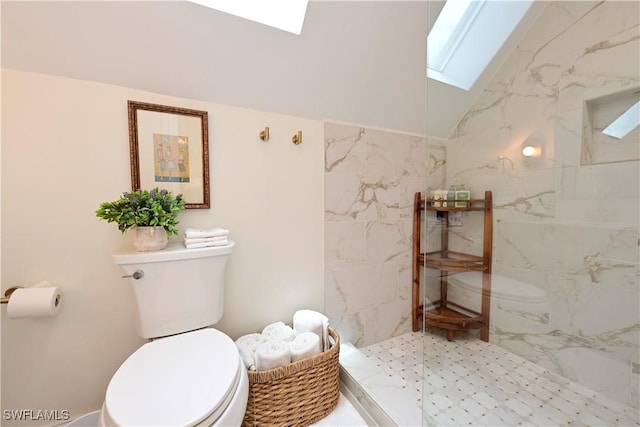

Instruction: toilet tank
[112,242,235,339]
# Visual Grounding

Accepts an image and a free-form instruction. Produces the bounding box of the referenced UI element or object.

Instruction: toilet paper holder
[1,286,23,304]
[1,284,63,318]
[1,286,62,309]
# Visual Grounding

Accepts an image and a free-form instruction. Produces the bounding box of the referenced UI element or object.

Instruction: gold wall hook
[259,126,270,141]
[292,131,302,145]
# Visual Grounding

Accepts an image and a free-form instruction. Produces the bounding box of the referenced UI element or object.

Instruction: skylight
[187,0,308,35]
[427,0,534,91]
[602,101,640,139]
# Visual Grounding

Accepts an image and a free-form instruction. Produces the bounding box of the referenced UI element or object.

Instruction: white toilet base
[209,363,248,426]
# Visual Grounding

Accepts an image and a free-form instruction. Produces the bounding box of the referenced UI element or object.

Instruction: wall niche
[582,88,640,165]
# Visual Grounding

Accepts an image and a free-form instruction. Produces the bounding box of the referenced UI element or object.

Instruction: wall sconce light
[521,144,541,158]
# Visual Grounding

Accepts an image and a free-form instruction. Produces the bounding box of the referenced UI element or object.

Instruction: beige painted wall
[1,70,324,423]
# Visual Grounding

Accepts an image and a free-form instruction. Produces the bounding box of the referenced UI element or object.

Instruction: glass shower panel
[423,1,639,426]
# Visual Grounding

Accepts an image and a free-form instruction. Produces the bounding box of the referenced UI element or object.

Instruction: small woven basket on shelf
[242,327,340,427]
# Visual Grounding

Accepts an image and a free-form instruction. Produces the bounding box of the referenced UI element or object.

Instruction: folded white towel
[235,333,267,371]
[262,321,295,343]
[290,332,321,362]
[185,227,229,239]
[255,340,291,371]
[183,235,229,244]
[184,239,229,249]
[293,309,330,351]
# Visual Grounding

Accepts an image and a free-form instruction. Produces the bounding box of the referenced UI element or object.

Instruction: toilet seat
[102,328,242,426]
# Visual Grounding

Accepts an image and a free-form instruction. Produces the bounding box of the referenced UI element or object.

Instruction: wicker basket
[242,327,340,427]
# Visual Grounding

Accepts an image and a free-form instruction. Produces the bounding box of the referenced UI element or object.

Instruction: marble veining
[436,0,640,410]
[493,190,555,218]
[324,122,430,347]
[326,0,639,414]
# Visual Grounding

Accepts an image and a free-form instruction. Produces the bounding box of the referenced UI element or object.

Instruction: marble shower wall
[441,1,639,409]
[324,122,438,347]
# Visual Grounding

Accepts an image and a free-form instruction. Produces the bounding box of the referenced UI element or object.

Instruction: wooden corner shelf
[412,190,493,342]
[421,198,488,213]
[422,251,487,272]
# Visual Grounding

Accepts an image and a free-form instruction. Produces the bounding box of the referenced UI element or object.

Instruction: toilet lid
[104,328,241,427]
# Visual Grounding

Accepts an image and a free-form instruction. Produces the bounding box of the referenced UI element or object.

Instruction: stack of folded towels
[235,309,330,371]
[183,227,230,249]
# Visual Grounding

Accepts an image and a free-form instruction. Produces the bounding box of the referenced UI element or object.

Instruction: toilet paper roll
[7,286,62,318]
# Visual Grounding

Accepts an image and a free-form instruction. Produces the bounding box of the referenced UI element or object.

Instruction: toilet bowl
[443,271,549,323]
[99,242,247,426]
[100,328,248,426]
[447,271,547,304]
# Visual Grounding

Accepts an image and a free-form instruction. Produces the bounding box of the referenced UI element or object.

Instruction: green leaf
[95,187,186,236]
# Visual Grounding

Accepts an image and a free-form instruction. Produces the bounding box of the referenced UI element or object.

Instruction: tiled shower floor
[339,331,640,426]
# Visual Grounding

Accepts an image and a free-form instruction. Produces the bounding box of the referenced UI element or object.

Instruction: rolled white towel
[238,349,256,371]
[262,321,284,333]
[235,333,267,371]
[262,321,295,342]
[293,309,330,351]
[185,227,229,239]
[255,340,291,371]
[290,332,321,362]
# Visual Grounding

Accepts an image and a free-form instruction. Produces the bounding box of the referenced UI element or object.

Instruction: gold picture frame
[127,101,210,209]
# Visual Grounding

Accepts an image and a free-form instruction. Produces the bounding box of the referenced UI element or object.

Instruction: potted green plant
[96,188,186,251]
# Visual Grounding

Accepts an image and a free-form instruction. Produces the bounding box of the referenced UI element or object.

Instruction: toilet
[445,271,549,321]
[99,241,248,426]
[447,271,548,305]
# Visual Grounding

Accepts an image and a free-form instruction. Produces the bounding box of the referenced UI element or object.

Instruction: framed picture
[128,101,210,209]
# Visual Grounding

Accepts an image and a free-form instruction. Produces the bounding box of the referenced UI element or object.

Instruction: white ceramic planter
[132,226,168,252]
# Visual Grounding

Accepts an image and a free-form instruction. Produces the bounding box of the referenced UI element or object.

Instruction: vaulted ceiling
[2,1,544,138]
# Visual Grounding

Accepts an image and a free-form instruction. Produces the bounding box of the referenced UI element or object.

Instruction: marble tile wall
[439,1,639,409]
[324,122,437,347]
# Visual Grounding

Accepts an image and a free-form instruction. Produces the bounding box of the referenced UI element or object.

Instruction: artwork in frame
[127,101,210,209]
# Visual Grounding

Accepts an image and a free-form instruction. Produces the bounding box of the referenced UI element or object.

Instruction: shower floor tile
[340,331,640,426]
